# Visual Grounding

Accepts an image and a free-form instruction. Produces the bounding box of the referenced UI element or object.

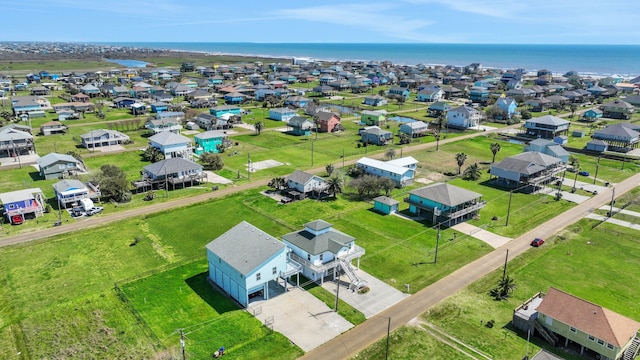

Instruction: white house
[285,170,327,199]
[447,106,483,129]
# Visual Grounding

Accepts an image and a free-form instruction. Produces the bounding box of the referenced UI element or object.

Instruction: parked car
[578,171,590,176]
[86,206,104,216]
[530,238,545,247]
[11,215,23,225]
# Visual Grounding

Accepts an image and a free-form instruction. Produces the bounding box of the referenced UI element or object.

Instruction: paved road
[300,174,640,360]
[0,123,519,247]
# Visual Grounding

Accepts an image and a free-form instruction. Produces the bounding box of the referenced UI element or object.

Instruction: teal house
[373,196,399,215]
[210,105,241,118]
[194,130,229,155]
[405,183,486,227]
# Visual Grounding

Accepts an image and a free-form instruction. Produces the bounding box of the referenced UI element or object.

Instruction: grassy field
[358,200,640,359]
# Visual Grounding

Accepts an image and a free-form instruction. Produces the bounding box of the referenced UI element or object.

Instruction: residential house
[12,96,50,117]
[388,87,410,100]
[40,121,68,136]
[145,118,183,134]
[416,88,444,102]
[524,115,570,139]
[526,97,552,112]
[399,121,430,138]
[363,95,387,106]
[428,101,452,117]
[80,129,130,149]
[373,196,399,215]
[194,130,230,155]
[36,152,85,180]
[53,179,101,208]
[134,158,206,192]
[361,126,393,146]
[469,86,489,103]
[287,116,314,136]
[148,131,193,160]
[495,97,518,120]
[592,123,640,151]
[513,288,640,360]
[447,106,483,129]
[0,126,34,157]
[315,111,341,132]
[206,221,298,307]
[284,96,309,108]
[285,170,327,200]
[150,102,169,113]
[524,139,570,163]
[0,188,46,224]
[490,151,566,189]
[113,97,137,109]
[80,84,100,97]
[356,156,416,187]
[585,139,609,153]
[360,110,387,126]
[281,220,366,289]
[583,108,603,121]
[195,113,233,131]
[405,183,486,227]
[223,92,245,104]
[599,99,635,119]
[210,105,242,118]
[268,108,296,122]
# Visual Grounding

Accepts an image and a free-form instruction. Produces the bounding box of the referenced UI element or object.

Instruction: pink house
[315,111,341,133]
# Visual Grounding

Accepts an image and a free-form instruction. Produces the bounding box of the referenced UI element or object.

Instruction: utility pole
[609,187,615,217]
[593,156,600,184]
[385,317,391,360]
[247,152,251,181]
[505,189,514,226]
[311,141,314,166]
[434,224,441,264]
[502,249,509,281]
[179,328,186,360]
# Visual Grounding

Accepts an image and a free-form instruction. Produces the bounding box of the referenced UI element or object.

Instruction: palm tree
[326,176,343,198]
[490,275,517,300]
[455,152,467,175]
[325,164,335,177]
[569,103,578,118]
[462,163,481,180]
[254,121,264,135]
[490,142,501,163]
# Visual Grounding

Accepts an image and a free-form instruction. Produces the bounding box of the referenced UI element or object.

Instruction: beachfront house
[512,288,640,360]
[281,220,366,290]
[206,221,298,307]
[405,183,486,227]
[356,156,416,188]
[599,99,635,119]
[447,106,483,129]
[524,115,570,139]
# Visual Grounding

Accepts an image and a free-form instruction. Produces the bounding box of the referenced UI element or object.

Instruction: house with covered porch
[356,156,416,188]
[53,179,101,208]
[405,183,486,227]
[133,158,206,192]
[592,123,640,151]
[148,131,193,160]
[490,151,566,190]
[194,130,230,155]
[80,129,130,149]
[282,220,367,291]
[0,188,46,224]
[524,115,570,139]
[206,221,301,308]
[285,170,326,200]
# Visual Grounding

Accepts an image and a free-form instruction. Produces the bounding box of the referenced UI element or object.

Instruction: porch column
[565,338,568,347]
[580,345,584,355]
[265,283,269,300]
[357,257,361,270]
[296,273,299,287]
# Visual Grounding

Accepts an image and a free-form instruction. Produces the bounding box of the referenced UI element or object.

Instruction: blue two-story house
[524,115,570,139]
[194,130,229,155]
[356,156,416,188]
[469,86,489,103]
[495,97,518,120]
[388,87,411,100]
[269,108,296,121]
[405,183,486,227]
[206,221,297,307]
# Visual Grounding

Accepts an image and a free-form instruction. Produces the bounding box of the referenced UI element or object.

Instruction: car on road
[530,238,545,247]
[86,206,104,216]
[578,171,590,176]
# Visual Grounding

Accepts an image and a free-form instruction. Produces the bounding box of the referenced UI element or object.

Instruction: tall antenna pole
[180,329,186,360]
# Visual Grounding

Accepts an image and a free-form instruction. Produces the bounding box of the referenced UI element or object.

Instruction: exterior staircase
[534,320,557,346]
[623,337,640,360]
[338,258,367,291]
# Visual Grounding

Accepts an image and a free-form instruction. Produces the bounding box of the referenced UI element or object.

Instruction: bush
[485,319,495,328]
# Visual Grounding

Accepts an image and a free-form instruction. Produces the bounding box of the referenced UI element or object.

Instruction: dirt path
[299,173,640,360]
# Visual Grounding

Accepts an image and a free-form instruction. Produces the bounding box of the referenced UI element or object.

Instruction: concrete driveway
[247,285,353,352]
[321,269,410,319]
[452,222,512,249]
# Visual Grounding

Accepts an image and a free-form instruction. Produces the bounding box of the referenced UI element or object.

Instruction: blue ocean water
[104,42,640,77]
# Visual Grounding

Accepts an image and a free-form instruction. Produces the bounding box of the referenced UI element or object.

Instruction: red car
[11,215,24,225]
[530,238,545,247]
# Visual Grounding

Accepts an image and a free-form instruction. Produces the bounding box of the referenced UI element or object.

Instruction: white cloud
[273,3,456,42]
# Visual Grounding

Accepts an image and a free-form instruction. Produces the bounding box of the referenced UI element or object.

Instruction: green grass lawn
[120,261,303,360]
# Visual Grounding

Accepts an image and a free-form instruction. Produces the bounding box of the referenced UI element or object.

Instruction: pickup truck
[86,206,104,216]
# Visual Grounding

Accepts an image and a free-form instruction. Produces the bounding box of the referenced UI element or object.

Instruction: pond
[105,59,149,68]
[389,116,417,123]
[328,105,357,114]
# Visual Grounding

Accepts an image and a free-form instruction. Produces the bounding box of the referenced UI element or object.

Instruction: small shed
[586,139,608,152]
[571,130,585,138]
[373,196,399,215]
[553,135,568,145]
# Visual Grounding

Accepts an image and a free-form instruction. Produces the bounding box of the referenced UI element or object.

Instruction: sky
[2,0,640,44]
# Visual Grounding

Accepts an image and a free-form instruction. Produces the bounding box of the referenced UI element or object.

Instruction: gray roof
[288,116,314,129]
[149,131,191,146]
[286,170,319,185]
[528,115,569,126]
[282,220,355,256]
[144,158,202,176]
[492,151,561,175]
[37,152,78,168]
[362,127,392,136]
[53,179,86,193]
[0,127,33,141]
[205,221,286,276]
[0,188,43,205]
[409,183,482,207]
[80,129,127,140]
[594,123,640,139]
[601,99,634,110]
[546,145,570,158]
[194,130,226,140]
[374,196,399,206]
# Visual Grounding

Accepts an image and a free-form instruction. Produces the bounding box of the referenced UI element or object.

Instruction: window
[319,254,323,261]
[597,339,604,346]
[307,254,311,261]
[256,273,261,281]
[588,335,595,342]
[272,267,277,275]
[569,326,577,333]
[607,343,614,350]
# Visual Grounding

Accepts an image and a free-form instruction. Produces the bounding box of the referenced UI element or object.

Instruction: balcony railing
[289,245,366,274]
[447,201,486,218]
